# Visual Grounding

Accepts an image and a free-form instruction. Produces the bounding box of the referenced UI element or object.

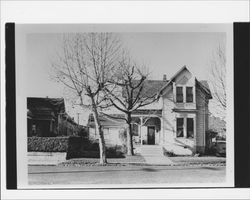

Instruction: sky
[25,31,226,125]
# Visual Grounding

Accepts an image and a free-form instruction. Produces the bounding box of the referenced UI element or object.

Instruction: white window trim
[176,86,184,103]
[174,85,196,104]
[176,117,185,138]
[183,86,186,103]
[175,114,196,139]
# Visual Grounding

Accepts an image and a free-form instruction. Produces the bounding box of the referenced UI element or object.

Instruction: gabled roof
[27,97,65,114]
[121,65,212,100]
[196,80,212,99]
[157,65,188,96]
[122,80,168,98]
[87,113,125,128]
[157,66,212,99]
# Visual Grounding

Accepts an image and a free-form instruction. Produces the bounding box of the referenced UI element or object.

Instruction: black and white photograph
[14,24,234,188]
[2,1,250,199]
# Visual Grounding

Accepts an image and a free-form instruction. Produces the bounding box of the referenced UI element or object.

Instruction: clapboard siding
[162,86,176,144]
[195,87,209,153]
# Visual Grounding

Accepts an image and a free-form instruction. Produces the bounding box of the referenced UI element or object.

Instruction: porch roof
[131,109,162,116]
[172,108,198,112]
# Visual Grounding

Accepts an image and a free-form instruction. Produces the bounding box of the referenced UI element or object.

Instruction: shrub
[162,147,176,157]
[90,141,99,151]
[205,145,217,156]
[78,127,89,137]
[28,137,68,152]
[66,136,126,159]
[106,145,125,158]
[66,136,88,159]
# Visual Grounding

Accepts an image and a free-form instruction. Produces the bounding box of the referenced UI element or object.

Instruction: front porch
[131,110,163,146]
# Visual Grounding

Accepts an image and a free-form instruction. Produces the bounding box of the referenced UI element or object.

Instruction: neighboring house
[209,115,226,138]
[88,113,125,146]
[27,97,84,137]
[88,66,212,154]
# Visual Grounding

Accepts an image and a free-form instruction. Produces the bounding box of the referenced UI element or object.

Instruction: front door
[147,126,155,145]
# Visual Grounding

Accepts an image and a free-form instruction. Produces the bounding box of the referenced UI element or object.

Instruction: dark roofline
[157,65,188,97]
[87,113,125,128]
[27,97,68,122]
[27,97,64,101]
[195,79,212,99]
[157,66,212,99]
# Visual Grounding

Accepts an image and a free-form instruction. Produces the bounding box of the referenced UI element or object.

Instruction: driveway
[28,165,226,186]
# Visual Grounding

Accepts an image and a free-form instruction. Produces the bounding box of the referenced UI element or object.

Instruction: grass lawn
[59,153,225,167]
[168,156,226,166]
[59,154,146,167]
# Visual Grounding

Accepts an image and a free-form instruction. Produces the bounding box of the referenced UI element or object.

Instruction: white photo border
[1,1,249,199]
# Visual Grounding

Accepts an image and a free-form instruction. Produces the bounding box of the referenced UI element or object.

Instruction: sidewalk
[138,145,173,165]
[142,155,173,165]
[28,152,66,166]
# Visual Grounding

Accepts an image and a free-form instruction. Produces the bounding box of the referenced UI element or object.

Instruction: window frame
[176,117,184,137]
[186,86,193,103]
[187,117,194,138]
[176,86,184,103]
[176,116,196,139]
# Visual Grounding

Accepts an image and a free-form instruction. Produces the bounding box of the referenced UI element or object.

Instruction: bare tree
[209,43,226,118]
[52,33,121,164]
[103,57,158,155]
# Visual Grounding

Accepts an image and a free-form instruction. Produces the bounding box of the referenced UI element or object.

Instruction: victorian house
[88,66,212,154]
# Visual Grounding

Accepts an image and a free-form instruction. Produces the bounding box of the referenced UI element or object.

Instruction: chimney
[163,74,167,81]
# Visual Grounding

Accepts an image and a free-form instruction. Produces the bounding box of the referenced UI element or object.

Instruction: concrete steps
[137,145,173,165]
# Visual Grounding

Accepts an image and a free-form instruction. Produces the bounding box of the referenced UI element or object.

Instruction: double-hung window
[186,87,193,103]
[176,87,183,103]
[176,117,194,138]
[187,118,194,138]
[176,86,193,103]
[176,118,184,137]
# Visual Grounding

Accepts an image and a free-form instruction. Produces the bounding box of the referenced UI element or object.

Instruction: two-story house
[27,97,85,137]
[88,66,212,154]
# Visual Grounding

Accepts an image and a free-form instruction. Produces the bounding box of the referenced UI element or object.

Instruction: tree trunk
[126,113,134,156]
[91,97,107,165]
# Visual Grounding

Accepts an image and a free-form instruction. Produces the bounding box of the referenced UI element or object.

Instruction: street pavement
[28,165,226,186]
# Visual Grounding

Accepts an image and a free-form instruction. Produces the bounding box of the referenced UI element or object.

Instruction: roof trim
[157,65,188,97]
[172,108,198,112]
[157,66,212,99]
[195,79,212,99]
